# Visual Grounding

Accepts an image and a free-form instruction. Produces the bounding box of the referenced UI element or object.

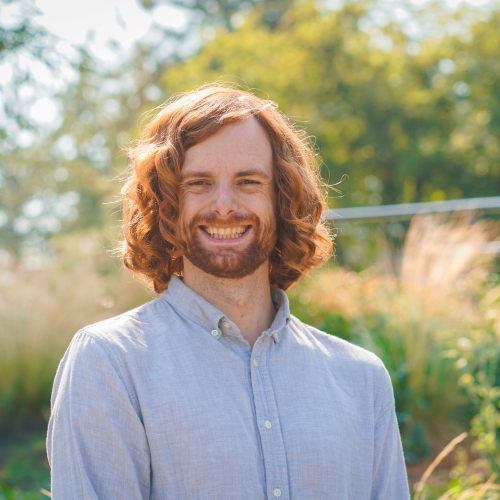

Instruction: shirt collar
[268,287,291,343]
[161,275,291,343]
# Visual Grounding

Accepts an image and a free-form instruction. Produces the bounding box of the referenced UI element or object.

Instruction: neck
[182,259,276,347]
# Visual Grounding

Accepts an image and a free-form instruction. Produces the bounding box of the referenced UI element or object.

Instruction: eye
[189,180,209,186]
[240,179,259,185]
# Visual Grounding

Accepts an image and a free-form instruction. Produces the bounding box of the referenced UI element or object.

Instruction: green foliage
[163,0,500,206]
[0,433,49,500]
[469,385,500,468]
[0,0,65,134]
[288,292,353,341]
[139,0,291,31]
[0,25,170,255]
[458,274,500,472]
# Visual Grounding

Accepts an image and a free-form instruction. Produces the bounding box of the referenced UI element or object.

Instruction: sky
[35,0,187,62]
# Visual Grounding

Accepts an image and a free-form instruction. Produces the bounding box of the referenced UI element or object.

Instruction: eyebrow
[181,169,271,181]
[234,169,271,179]
[180,171,213,181]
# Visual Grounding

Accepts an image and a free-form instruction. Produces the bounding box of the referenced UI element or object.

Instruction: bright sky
[36,0,151,49]
[35,0,187,61]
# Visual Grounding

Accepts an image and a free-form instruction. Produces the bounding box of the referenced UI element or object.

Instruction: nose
[210,181,237,217]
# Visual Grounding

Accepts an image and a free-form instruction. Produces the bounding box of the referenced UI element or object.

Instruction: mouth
[200,225,251,240]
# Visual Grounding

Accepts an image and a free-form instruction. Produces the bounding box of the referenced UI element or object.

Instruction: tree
[3,0,500,258]
[161,0,500,207]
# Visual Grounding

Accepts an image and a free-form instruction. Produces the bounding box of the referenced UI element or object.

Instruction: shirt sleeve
[47,330,151,500]
[371,367,411,500]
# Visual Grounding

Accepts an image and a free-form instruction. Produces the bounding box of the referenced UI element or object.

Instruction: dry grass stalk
[439,486,463,500]
[401,214,498,317]
[414,432,468,500]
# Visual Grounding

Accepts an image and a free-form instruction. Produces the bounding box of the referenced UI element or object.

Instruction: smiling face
[179,117,277,280]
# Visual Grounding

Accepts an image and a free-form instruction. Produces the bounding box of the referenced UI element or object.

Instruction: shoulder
[59,296,179,381]
[75,296,171,352]
[57,298,172,402]
[287,315,393,394]
[288,315,382,365]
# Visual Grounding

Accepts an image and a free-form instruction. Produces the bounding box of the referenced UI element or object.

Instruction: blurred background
[1,0,500,497]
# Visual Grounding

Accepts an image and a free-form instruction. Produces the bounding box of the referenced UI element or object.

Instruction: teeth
[205,226,247,239]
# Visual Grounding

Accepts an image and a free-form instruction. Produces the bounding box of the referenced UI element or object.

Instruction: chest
[132,340,375,498]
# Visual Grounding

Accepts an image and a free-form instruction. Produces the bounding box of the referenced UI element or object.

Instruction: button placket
[250,344,290,500]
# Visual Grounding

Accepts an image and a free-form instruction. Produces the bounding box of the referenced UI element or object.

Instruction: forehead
[182,117,273,177]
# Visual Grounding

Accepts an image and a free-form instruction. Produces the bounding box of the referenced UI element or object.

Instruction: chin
[189,253,264,279]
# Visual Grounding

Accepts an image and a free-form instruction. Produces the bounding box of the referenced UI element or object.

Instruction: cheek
[179,192,203,219]
[250,185,276,210]
[263,190,277,220]
[177,196,195,238]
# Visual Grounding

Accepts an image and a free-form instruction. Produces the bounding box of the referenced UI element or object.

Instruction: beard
[181,212,277,279]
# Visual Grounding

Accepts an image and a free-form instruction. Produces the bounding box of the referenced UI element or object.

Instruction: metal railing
[324,196,500,222]
[324,196,500,254]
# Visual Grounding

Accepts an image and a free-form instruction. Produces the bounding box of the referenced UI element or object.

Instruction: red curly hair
[121,84,333,293]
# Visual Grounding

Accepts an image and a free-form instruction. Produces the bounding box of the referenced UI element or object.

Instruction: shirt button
[222,321,231,329]
[264,420,272,430]
[211,330,218,337]
[273,488,282,497]
[252,358,258,368]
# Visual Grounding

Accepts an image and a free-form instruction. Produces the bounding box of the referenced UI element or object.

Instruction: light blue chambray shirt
[47,275,410,499]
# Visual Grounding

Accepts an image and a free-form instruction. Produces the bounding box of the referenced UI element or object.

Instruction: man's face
[179,117,276,279]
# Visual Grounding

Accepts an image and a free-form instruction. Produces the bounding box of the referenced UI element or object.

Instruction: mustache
[188,213,259,228]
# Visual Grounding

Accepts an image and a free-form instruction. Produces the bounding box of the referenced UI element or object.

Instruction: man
[47,84,410,499]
